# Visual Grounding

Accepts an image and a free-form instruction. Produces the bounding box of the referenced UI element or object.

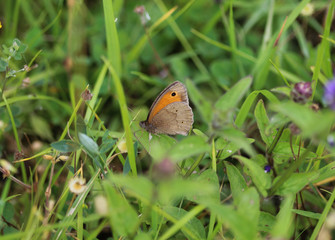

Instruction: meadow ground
[1,1,335,239]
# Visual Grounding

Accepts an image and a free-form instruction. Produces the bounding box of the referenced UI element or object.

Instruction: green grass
[1,0,335,239]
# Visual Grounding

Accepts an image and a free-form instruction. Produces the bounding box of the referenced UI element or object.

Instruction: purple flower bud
[327,135,335,147]
[81,89,93,101]
[324,79,335,110]
[264,165,271,173]
[152,158,176,180]
[291,82,312,104]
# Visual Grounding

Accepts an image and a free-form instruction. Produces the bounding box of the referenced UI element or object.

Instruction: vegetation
[1,0,335,239]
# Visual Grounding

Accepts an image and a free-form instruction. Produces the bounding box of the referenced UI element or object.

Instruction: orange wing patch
[148,90,182,122]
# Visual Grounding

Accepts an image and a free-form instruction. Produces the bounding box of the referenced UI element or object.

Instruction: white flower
[69,177,86,194]
[301,3,314,16]
[0,120,7,131]
[31,141,43,151]
[117,139,128,152]
[94,195,108,216]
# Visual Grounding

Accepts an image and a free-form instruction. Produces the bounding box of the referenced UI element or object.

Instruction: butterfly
[140,81,193,136]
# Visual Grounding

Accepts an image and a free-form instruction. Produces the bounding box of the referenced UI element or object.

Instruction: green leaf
[254,99,274,146]
[217,137,254,160]
[272,142,316,164]
[134,232,152,240]
[108,174,153,201]
[103,182,139,237]
[17,42,28,54]
[170,58,190,80]
[215,76,252,112]
[3,202,15,222]
[235,91,259,128]
[51,140,80,152]
[2,44,10,55]
[210,59,232,86]
[192,128,209,141]
[13,52,22,60]
[78,133,99,156]
[271,86,291,97]
[292,209,321,220]
[237,187,260,238]
[159,178,216,205]
[225,162,248,205]
[259,90,280,103]
[275,172,319,195]
[30,114,54,141]
[168,136,210,162]
[312,161,335,184]
[54,171,99,239]
[258,211,276,232]
[271,195,295,239]
[271,101,335,138]
[76,115,87,135]
[0,58,8,72]
[235,89,279,128]
[13,38,21,50]
[163,206,206,240]
[234,155,271,197]
[205,202,257,240]
[99,138,116,154]
[221,128,255,157]
[136,131,176,161]
[186,79,212,123]
[189,169,220,203]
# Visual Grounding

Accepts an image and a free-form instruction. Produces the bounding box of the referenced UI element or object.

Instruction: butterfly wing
[150,102,193,136]
[146,81,189,122]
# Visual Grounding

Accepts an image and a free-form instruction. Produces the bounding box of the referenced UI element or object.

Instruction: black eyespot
[171,92,176,97]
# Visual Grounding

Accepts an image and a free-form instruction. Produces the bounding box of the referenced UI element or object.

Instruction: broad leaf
[51,140,80,152]
[163,206,206,240]
[169,136,210,162]
[225,162,248,205]
[234,155,271,197]
[215,76,252,111]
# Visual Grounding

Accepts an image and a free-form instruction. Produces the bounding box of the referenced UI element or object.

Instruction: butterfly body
[140,81,193,136]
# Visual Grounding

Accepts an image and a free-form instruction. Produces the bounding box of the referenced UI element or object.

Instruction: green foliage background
[1,0,335,239]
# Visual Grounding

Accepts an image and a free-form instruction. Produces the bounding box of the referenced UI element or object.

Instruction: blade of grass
[126,6,178,64]
[254,0,274,89]
[310,187,335,240]
[58,97,83,141]
[311,0,335,100]
[252,0,311,88]
[1,93,21,151]
[191,29,301,84]
[269,59,290,87]
[53,170,100,240]
[10,0,21,39]
[84,65,108,123]
[102,56,137,176]
[0,95,72,113]
[159,205,206,240]
[221,1,238,79]
[155,0,209,76]
[103,0,121,76]
[211,138,217,172]
[77,204,83,240]
[0,180,11,217]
